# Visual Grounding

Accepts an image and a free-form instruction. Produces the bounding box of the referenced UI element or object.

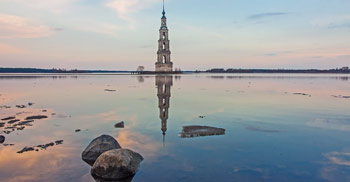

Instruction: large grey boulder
[91,149,143,180]
[82,135,121,166]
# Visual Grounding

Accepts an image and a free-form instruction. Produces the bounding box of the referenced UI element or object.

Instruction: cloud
[0,144,79,182]
[0,43,26,54]
[245,126,280,133]
[9,0,77,13]
[54,28,64,31]
[77,22,120,36]
[265,53,277,57]
[115,130,160,161]
[248,12,289,20]
[324,152,350,166]
[312,15,350,29]
[0,14,51,38]
[328,23,350,29]
[306,118,350,131]
[105,0,159,23]
[139,45,153,48]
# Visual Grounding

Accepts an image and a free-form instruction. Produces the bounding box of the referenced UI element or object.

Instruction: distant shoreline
[202,68,350,74]
[0,67,349,74]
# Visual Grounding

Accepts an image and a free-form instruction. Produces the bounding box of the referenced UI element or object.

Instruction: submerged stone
[114,121,125,128]
[91,149,143,180]
[25,115,48,120]
[1,116,15,121]
[16,105,26,108]
[0,135,5,143]
[8,119,20,124]
[17,146,35,153]
[293,93,311,97]
[82,135,121,166]
[3,130,12,134]
[37,142,55,150]
[332,95,350,99]
[17,126,25,130]
[55,140,64,145]
[16,120,34,126]
[179,125,226,138]
[0,105,11,109]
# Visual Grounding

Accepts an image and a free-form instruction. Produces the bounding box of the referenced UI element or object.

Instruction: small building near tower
[155,2,173,72]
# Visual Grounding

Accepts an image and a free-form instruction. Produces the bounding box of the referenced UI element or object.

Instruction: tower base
[155,62,173,72]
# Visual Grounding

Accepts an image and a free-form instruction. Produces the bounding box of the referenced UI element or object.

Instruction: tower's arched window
[162,98,166,106]
[162,42,166,50]
[162,32,166,40]
[163,55,166,63]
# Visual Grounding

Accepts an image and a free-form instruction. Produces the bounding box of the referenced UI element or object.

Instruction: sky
[0,0,350,71]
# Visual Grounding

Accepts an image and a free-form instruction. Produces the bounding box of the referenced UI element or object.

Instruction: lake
[0,73,350,182]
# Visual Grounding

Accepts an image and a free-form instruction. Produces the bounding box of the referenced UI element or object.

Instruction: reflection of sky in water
[0,74,349,182]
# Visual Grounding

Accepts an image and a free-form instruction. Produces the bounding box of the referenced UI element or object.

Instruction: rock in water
[0,135,5,143]
[104,89,117,92]
[179,125,226,138]
[82,135,121,166]
[114,121,125,128]
[25,115,48,120]
[1,116,15,121]
[91,149,143,180]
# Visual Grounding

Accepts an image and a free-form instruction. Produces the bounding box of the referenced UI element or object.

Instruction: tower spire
[162,0,166,18]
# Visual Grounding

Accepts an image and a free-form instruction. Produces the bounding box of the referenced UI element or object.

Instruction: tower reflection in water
[155,75,173,146]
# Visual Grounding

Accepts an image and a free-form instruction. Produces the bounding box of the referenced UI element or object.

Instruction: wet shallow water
[0,73,350,182]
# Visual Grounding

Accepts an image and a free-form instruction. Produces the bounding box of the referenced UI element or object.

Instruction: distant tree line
[0,68,88,73]
[0,68,129,73]
[205,67,350,74]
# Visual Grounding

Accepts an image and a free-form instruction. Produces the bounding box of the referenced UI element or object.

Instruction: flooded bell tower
[155,0,173,72]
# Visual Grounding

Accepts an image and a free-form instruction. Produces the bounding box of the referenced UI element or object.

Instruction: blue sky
[0,0,349,70]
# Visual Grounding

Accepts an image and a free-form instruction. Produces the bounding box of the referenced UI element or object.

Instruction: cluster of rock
[0,101,50,134]
[179,125,226,138]
[82,135,143,181]
[17,140,64,154]
[0,114,48,135]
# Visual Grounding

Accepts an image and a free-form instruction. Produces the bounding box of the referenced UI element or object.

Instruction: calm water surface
[0,74,350,182]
